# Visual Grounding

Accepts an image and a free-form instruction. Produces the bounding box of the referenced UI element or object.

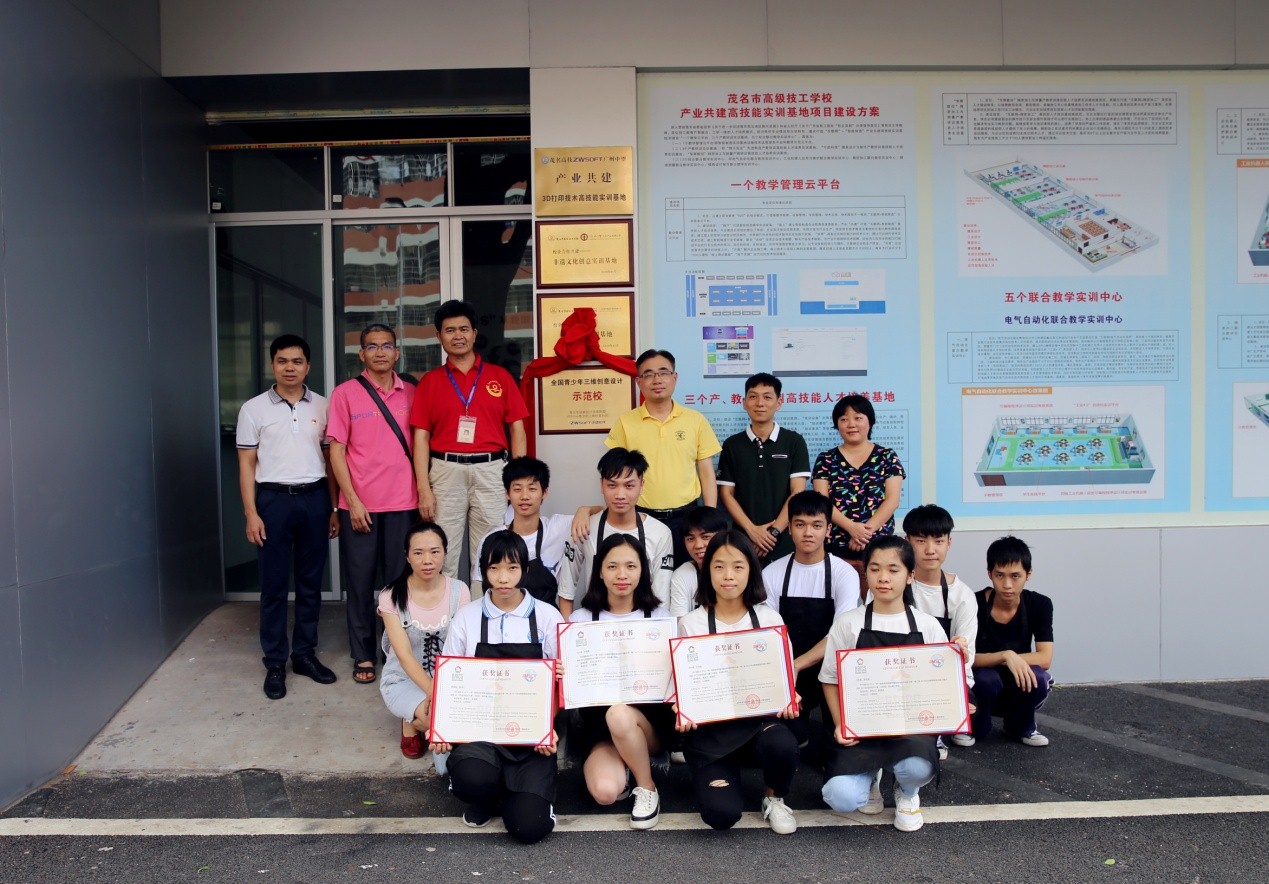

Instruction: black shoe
[263,667,287,700]
[462,804,494,828]
[291,654,337,684]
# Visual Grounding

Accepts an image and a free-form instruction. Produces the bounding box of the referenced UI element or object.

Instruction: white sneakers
[859,770,885,815]
[950,733,976,747]
[892,786,924,832]
[762,795,798,834]
[1021,730,1050,747]
[630,786,660,830]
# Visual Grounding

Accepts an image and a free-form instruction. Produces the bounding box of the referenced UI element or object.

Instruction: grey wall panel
[0,2,157,584]
[0,588,26,806]
[1161,526,1269,681]
[140,75,221,644]
[18,558,163,779]
[68,0,160,73]
[0,229,14,590]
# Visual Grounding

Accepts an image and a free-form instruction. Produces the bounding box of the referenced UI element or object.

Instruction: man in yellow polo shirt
[606,349,721,566]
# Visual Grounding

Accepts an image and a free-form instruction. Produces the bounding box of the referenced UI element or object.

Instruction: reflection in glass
[333,148,448,210]
[462,219,534,381]
[209,149,324,213]
[453,140,531,207]
[335,223,443,383]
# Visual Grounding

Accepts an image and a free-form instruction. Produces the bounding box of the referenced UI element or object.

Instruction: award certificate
[427,656,556,747]
[557,618,676,709]
[670,626,795,727]
[836,643,970,739]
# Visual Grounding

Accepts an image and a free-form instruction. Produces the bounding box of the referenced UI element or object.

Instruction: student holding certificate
[819,536,973,833]
[378,522,469,768]
[430,531,565,844]
[566,533,674,829]
[676,530,801,835]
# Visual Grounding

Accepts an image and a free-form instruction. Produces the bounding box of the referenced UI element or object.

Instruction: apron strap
[480,600,540,644]
[528,606,539,644]
[940,571,950,620]
[479,608,489,644]
[863,601,919,633]
[535,519,544,560]
[707,606,761,634]
[780,555,833,601]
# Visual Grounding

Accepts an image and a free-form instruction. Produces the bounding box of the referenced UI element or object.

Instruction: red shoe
[400,731,424,759]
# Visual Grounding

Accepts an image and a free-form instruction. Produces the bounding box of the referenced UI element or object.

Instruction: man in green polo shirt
[717,372,811,561]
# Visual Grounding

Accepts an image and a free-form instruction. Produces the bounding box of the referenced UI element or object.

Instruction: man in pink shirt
[328,324,418,684]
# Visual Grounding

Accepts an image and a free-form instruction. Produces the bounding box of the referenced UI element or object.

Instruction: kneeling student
[431,531,565,844]
[567,533,675,829]
[819,535,972,832]
[677,530,801,835]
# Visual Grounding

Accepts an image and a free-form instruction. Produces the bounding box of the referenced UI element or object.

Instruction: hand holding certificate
[836,643,970,740]
[427,656,556,747]
[670,626,796,727]
[557,618,676,709]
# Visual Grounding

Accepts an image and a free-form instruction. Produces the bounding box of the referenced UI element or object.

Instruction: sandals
[353,662,377,684]
[400,728,424,759]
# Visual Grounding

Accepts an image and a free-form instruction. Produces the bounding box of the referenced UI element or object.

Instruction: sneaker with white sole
[859,769,884,815]
[630,786,660,830]
[893,786,923,832]
[762,795,798,834]
[1021,730,1050,747]
[950,733,976,748]
[462,804,494,828]
[936,736,948,760]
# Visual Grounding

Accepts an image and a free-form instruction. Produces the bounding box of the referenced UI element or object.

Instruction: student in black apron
[430,531,566,843]
[473,456,571,604]
[676,530,802,835]
[565,533,676,829]
[819,535,974,833]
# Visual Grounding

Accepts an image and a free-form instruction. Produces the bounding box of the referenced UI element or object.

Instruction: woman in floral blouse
[811,395,905,574]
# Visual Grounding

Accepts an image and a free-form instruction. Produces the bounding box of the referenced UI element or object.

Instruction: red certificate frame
[835,642,970,741]
[669,625,796,729]
[426,655,557,748]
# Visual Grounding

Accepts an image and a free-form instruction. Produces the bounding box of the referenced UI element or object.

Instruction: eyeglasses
[637,369,675,381]
[362,343,398,352]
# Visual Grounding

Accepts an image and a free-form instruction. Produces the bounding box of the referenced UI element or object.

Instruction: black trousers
[338,508,413,663]
[692,723,798,831]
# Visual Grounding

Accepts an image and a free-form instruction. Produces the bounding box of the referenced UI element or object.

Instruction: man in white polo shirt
[237,335,341,700]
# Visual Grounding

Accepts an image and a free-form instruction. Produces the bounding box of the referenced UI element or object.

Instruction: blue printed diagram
[1250,198,1269,266]
[968,160,1158,272]
[975,414,1154,487]
[1246,393,1269,429]
[686,273,776,318]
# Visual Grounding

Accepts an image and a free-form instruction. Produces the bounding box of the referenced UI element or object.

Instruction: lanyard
[444,361,483,413]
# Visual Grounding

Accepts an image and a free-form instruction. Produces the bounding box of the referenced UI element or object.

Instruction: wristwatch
[766,526,781,539]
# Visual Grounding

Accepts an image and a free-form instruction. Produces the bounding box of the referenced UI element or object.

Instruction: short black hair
[579,533,660,617]
[479,530,530,587]
[503,456,550,491]
[434,299,476,332]
[270,334,310,361]
[360,323,397,347]
[682,505,729,536]
[787,489,832,522]
[744,372,782,396]
[695,529,767,609]
[635,349,676,371]
[831,394,875,437]
[902,504,955,538]
[388,521,449,611]
[863,534,915,572]
[987,535,1032,573]
[598,447,649,481]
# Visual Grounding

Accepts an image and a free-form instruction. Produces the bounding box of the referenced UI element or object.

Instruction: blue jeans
[822,757,934,811]
[971,664,1051,739]
[257,486,330,668]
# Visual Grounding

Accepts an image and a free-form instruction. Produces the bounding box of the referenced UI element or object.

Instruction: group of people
[236,307,1055,843]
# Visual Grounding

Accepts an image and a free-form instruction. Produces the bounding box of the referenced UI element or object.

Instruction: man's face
[743,384,781,425]
[358,330,398,374]
[438,316,475,359]
[601,468,644,515]
[636,355,676,404]
[790,513,828,557]
[271,346,310,388]
[684,528,717,567]
[507,478,546,519]
[989,561,1031,603]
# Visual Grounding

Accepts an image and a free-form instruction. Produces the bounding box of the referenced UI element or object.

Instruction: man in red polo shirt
[328,323,418,684]
[410,300,528,578]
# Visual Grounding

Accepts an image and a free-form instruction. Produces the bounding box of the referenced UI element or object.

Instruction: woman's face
[866,547,913,603]
[709,545,750,603]
[484,558,523,599]
[601,543,642,602]
[836,407,872,444]
[406,531,446,580]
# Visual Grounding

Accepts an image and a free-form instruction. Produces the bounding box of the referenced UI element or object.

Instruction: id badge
[457,415,477,444]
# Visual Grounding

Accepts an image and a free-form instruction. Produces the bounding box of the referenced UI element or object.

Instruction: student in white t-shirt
[668,505,729,617]
[472,457,572,604]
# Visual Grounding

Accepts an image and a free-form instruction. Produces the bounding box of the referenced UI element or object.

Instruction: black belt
[431,449,508,465]
[258,479,325,495]
[637,502,697,520]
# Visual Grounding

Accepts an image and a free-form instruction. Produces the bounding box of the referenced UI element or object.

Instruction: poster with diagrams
[932,82,1191,516]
